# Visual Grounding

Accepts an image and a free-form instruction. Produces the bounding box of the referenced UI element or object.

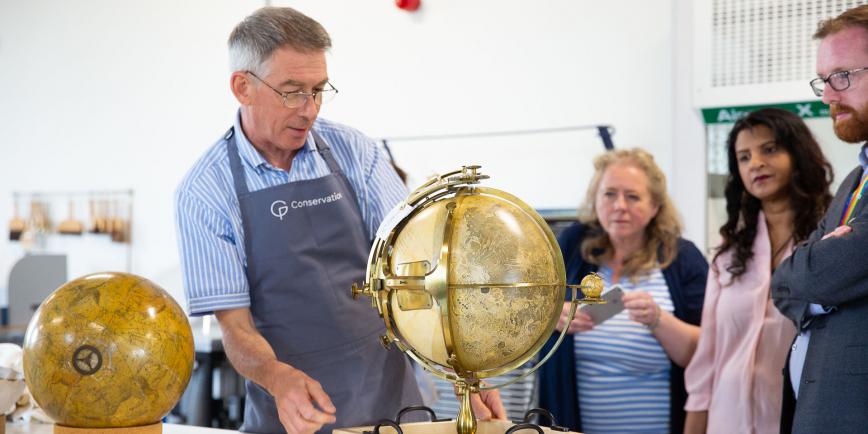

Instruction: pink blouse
[684,213,797,434]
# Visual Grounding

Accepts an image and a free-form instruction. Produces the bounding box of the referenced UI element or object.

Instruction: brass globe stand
[455,381,477,434]
[352,166,604,434]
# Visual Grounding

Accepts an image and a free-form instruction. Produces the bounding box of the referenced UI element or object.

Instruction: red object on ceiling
[396,0,420,12]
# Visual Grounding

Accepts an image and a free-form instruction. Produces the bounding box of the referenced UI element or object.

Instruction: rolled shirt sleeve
[175,189,250,316]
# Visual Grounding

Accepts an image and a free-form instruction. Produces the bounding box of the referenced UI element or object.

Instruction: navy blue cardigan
[538,222,708,434]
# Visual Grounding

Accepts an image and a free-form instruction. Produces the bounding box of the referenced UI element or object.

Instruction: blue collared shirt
[790,142,868,396]
[175,112,407,315]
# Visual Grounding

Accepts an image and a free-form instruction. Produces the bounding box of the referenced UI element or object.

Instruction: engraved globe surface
[22,272,194,428]
[387,187,565,376]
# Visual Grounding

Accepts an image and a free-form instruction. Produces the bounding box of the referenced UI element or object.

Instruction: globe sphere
[386,187,565,377]
[22,272,194,428]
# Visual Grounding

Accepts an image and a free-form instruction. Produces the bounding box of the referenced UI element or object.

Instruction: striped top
[175,112,407,316]
[574,265,673,434]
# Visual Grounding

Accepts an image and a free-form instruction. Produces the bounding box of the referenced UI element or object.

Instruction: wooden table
[5,423,238,434]
[334,420,582,434]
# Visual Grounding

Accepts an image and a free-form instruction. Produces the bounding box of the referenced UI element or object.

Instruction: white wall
[672,0,708,252]
[0,0,261,305]
[0,0,688,307]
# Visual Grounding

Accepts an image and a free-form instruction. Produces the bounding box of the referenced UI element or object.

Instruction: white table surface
[5,422,238,433]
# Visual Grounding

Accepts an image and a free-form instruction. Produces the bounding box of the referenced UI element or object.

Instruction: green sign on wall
[701,101,830,125]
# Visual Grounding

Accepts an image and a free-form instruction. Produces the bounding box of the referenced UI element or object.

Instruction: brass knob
[380,335,392,349]
[351,282,363,300]
[580,272,604,300]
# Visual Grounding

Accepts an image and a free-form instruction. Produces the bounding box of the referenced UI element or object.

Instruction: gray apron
[225,128,421,434]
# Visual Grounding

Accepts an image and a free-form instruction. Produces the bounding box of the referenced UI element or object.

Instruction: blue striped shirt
[175,112,407,316]
[574,266,673,434]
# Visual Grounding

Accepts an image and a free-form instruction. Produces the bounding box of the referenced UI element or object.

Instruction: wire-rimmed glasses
[246,71,338,108]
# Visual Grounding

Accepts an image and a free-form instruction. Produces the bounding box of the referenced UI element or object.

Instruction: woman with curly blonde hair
[539,148,708,434]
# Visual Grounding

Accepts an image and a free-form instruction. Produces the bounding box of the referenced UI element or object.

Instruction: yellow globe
[22,272,194,428]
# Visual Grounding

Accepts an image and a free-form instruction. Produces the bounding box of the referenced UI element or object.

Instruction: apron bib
[225,128,421,433]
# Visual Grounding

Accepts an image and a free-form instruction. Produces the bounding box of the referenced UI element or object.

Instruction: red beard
[832,103,868,143]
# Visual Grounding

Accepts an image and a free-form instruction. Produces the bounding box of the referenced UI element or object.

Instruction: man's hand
[822,224,852,240]
[470,388,507,420]
[556,301,594,333]
[270,363,337,434]
[215,308,336,434]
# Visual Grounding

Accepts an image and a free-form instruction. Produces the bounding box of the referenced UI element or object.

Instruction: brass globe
[387,188,564,375]
[354,166,599,434]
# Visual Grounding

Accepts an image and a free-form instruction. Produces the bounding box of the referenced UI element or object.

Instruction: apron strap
[311,131,343,175]
[225,127,250,197]
[312,131,363,213]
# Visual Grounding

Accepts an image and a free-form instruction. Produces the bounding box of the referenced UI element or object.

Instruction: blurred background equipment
[7,200,25,242]
[56,201,83,236]
[7,254,66,328]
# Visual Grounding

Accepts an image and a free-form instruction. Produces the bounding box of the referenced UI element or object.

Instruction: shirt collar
[232,109,317,172]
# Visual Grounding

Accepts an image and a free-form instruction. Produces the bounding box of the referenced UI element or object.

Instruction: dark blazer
[538,222,708,434]
[772,165,868,434]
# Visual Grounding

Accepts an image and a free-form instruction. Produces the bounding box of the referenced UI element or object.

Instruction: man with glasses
[772,5,868,433]
[174,7,503,434]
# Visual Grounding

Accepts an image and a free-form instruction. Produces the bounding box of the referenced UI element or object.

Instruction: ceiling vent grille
[711,0,862,87]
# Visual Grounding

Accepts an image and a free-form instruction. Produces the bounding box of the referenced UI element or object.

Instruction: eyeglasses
[809,67,868,97]
[246,71,338,108]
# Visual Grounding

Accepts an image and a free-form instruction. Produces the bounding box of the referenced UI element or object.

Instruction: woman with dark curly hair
[684,108,833,434]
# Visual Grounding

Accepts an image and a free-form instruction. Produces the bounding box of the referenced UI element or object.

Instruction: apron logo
[271,200,289,220]
[271,193,344,220]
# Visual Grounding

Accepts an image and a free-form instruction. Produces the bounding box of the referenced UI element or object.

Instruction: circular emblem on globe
[71,345,102,376]
[22,272,194,428]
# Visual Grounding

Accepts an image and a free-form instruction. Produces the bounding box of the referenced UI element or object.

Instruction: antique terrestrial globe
[22,272,194,434]
[353,166,602,434]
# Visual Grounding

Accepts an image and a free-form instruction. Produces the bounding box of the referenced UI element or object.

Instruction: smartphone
[580,286,625,325]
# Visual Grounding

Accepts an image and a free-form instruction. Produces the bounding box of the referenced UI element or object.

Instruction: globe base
[54,422,161,434]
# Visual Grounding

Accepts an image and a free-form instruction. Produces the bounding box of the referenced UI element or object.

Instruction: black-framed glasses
[810,67,868,97]
[246,71,338,108]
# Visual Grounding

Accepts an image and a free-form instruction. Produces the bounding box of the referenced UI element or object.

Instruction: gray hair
[228,6,332,75]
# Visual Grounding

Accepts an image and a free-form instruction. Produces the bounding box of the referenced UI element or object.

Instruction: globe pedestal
[455,381,477,434]
[54,422,162,434]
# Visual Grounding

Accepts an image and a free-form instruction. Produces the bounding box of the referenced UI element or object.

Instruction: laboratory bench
[5,422,238,433]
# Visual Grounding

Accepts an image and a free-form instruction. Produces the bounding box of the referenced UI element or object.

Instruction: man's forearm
[772,226,868,307]
[216,310,287,395]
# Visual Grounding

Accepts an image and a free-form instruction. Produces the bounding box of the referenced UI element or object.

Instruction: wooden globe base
[54,422,162,434]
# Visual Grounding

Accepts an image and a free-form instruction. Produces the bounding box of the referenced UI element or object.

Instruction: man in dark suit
[771,5,868,434]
